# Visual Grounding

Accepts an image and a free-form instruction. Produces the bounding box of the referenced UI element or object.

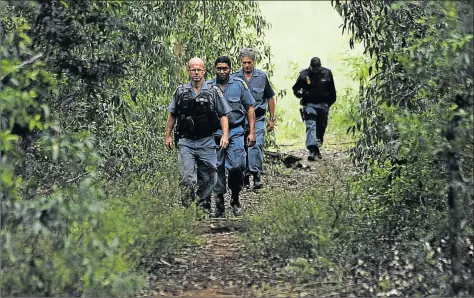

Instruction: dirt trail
[139,148,353,297]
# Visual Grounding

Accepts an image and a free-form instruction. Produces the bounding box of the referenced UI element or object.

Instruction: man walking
[234,47,276,189]
[165,57,231,215]
[292,57,336,160]
[207,56,256,217]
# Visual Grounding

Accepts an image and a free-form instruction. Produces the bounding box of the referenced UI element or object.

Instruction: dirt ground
[138,147,356,297]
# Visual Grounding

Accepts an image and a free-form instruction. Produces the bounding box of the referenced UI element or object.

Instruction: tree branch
[1,53,44,80]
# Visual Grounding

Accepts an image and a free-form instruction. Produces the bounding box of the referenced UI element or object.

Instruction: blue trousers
[214,126,246,195]
[304,106,328,149]
[177,137,217,207]
[245,119,265,174]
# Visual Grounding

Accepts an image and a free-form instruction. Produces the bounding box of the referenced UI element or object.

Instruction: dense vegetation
[1,0,473,297]
[245,0,473,296]
[1,0,270,296]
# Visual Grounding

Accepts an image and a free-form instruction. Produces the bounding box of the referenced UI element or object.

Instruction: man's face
[241,56,255,74]
[310,66,321,75]
[215,62,231,82]
[188,61,205,83]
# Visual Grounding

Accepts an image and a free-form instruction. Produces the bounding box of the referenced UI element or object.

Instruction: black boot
[308,146,321,161]
[315,146,322,159]
[230,191,243,216]
[244,174,250,188]
[214,194,225,218]
[252,172,263,189]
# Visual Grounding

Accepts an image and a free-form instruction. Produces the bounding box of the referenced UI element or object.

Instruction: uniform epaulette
[233,77,244,83]
[175,84,185,93]
[233,77,249,89]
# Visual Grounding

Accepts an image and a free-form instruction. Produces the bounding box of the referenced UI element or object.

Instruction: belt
[181,134,212,140]
[229,121,244,129]
[255,108,266,118]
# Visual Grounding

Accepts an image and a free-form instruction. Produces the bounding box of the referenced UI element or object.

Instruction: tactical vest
[301,69,333,105]
[175,85,219,139]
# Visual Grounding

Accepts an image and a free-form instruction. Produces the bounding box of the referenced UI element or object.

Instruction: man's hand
[165,136,174,150]
[165,114,177,151]
[220,135,229,149]
[267,119,275,132]
[247,131,256,147]
[295,88,304,98]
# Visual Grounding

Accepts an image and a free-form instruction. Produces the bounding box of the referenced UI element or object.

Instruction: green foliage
[243,161,353,281]
[326,54,368,146]
[1,0,271,296]
[245,1,473,295]
[332,0,474,295]
[245,192,333,261]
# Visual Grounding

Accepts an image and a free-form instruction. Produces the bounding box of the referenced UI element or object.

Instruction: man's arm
[292,73,305,98]
[263,75,276,131]
[241,84,257,146]
[243,90,256,135]
[247,105,256,133]
[165,89,179,150]
[219,115,229,149]
[268,97,276,119]
[267,96,276,132]
[213,87,231,148]
[165,114,176,150]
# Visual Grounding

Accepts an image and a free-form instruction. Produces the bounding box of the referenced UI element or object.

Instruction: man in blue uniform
[292,57,336,160]
[234,47,276,189]
[165,57,231,215]
[207,56,256,217]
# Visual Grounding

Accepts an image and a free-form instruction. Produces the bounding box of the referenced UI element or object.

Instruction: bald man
[165,57,231,215]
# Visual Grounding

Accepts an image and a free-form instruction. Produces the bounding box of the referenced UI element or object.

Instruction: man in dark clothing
[292,57,336,160]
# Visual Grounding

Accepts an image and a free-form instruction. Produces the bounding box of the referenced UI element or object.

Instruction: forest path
[139,147,354,297]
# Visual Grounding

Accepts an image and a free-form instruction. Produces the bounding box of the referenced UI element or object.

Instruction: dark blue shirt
[233,68,275,120]
[206,77,255,126]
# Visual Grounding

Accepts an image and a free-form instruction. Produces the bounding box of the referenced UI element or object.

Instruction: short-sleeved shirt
[168,81,231,118]
[206,77,255,126]
[233,68,275,119]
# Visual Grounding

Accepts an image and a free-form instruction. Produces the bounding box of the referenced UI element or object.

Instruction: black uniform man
[292,57,336,160]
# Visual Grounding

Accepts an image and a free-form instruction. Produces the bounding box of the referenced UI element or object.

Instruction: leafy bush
[243,160,354,280]
[332,0,474,295]
[1,0,272,296]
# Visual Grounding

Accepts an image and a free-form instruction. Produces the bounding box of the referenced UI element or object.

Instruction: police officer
[207,56,256,217]
[292,57,336,160]
[234,47,276,189]
[165,57,231,214]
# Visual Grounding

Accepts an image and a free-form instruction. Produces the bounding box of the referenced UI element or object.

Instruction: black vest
[175,85,218,139]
